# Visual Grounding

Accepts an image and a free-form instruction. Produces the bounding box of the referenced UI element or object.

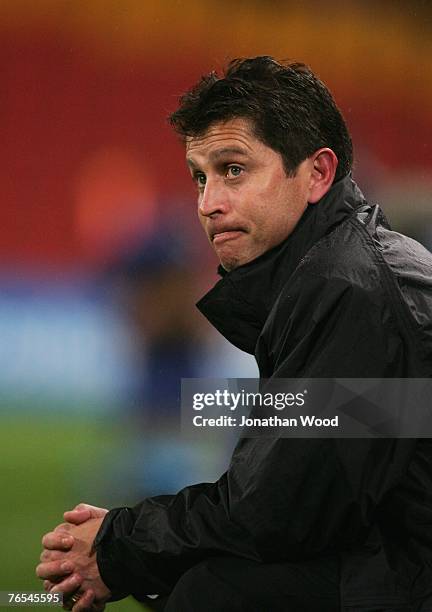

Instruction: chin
[218,245,263,271]
[220,261,235,272]
[220,255,251,272]
[219,257,239,272]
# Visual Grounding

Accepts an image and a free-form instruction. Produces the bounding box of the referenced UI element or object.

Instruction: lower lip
[213,231,244,245]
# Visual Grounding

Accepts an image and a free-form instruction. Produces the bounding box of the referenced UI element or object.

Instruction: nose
[198,179,229,218]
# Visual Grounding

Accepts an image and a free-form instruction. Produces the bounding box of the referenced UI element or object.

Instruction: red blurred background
[2,0,432,270]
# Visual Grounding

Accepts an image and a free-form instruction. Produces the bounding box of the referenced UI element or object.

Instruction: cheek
[256,187,306,245]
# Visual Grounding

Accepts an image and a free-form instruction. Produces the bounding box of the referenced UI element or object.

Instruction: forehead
[185,117,262,164]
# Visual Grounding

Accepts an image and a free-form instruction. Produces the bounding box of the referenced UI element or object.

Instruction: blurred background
[1,0,432,609]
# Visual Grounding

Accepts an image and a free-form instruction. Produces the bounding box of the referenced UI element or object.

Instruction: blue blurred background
[1,1,432,609]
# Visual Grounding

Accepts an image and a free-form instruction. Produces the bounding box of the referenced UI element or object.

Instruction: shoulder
[297,215,382,289]
[373,224,432,359]
[262,211,432,376]
[274,215,386,318]
[375,224,432,287]
[291,209,432,313]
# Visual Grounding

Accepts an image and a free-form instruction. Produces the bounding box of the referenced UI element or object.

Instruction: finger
[36,560,73,580]
[40,549,65,563]
[64,504,107,523]
[68,503,97,515]
[71,503,107,516]
[50,574,82,597]
[42,531,74,550]
[63,509,92,525]
[72,589,95,612]
[43,580,54,592]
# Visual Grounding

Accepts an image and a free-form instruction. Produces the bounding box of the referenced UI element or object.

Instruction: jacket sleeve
[95,275,416,599]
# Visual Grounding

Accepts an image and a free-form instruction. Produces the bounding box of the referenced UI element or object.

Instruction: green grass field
[0,412,149,612]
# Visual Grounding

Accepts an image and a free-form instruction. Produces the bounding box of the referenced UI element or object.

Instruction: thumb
[63,508,92,525]
[64,503,108,525]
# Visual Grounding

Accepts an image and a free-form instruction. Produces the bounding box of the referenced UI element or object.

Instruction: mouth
[211,229,245,245]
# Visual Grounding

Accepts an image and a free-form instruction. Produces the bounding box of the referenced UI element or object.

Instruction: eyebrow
[186,146,249,169]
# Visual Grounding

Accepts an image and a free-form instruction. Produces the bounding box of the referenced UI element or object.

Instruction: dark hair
[170,56,353,182]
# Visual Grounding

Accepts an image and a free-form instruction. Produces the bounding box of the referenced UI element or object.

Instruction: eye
[226,165,243,178]
[193,172,207,189]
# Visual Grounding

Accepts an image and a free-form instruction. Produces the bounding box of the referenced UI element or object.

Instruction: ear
[307,148,339,204]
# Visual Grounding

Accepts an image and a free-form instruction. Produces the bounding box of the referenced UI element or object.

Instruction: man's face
[186,117,313,271]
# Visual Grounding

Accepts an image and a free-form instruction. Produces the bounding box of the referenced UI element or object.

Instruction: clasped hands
[36,504,111,612]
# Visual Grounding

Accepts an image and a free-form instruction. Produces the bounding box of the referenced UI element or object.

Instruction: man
[37,57,432,611]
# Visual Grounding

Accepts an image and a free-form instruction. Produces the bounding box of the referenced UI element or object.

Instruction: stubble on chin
[219,258,237,272]
[218,250,255,272]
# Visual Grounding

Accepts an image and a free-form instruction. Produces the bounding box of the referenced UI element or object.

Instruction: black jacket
[95,176,432,610]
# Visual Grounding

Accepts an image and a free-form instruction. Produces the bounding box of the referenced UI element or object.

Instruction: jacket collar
[196,175,366,354]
